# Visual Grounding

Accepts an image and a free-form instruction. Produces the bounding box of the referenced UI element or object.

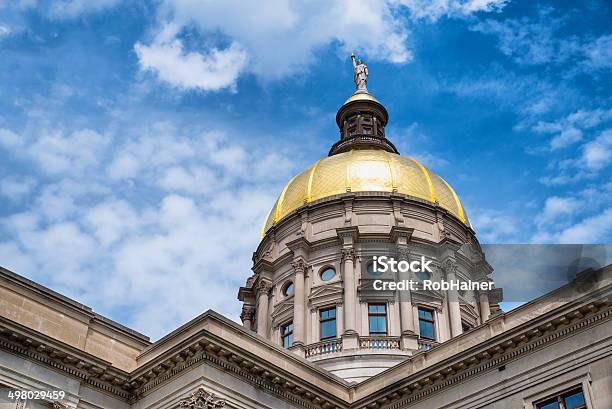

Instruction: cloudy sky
[0,0,610,339]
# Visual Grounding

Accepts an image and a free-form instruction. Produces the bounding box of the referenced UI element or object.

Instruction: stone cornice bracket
[177,387,226,408]
[390,226,414,245]
[336,226,359,246]
[343,198,354,226]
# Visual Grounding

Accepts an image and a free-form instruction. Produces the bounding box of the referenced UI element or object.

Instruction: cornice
[0,316,133,400]
[0,271,609,408]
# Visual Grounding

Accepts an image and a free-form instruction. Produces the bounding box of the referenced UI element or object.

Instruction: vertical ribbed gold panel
[390,155,433,203]
[348,150,392,192]
[429,173,460,220]
[262,199,278,238]
[310,152,349,201]
[279,165,312,217]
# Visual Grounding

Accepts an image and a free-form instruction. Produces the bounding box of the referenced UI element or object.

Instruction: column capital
[240,305,256,322]
[397,246,410,261]
[256,280,272,295]
[442,258,458,277]
[341,247,355,262]
[291,258,308,274]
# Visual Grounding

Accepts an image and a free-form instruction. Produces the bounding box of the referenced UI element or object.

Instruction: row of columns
[245,244,492,350]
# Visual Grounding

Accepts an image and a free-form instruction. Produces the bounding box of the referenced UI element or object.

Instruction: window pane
[283,282,294,296]
[538,401,560,409]
[419,320,434,339]
[369,316,386,334]
[418,309,433,320]
[564,391,585,409]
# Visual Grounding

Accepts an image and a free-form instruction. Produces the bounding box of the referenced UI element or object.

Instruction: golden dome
[262,149,468,237]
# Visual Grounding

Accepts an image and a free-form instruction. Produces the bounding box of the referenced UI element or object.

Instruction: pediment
[271,298,294,319]
[309,283,343,309]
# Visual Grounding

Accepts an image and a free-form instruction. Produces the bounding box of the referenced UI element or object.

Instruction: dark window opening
[281,321,293,349]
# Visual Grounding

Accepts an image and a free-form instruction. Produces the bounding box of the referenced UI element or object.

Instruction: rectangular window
[418,307,435,340]
[536,387,586,409]
[281,321,293,349]
[319,307,337,340]
[368,303,387,336]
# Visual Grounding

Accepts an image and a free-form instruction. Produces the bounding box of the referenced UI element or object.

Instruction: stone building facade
[0,76,610,409]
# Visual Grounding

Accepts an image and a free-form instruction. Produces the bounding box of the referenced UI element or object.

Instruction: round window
[367,261,381,276]
[320,267,336,281]
[283,282,294,296]
[416,270,430,281]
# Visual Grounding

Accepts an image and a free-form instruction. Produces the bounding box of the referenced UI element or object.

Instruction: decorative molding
[292,259,308,274]
[358,304,611,409]
[257,280,273,295]
[177,387,225,408]
[53,402,68,409]
[240,305,256,322]
[341,248,355,262]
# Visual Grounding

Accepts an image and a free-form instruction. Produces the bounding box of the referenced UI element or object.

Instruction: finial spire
[351,54,368,93]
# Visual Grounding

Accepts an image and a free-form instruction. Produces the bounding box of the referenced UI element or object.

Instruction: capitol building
[0,62,610,409]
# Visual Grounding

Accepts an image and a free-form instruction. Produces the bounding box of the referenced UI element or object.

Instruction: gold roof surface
[262,149,468,238]
[343,91,380,105]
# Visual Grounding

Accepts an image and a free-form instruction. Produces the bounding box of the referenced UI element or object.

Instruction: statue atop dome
[351,54,368,92]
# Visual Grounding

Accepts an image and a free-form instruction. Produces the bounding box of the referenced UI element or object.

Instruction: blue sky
[0,0,610,339]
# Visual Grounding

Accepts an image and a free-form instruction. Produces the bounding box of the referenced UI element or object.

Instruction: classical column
[256,281,272,337]
[479,290,491,322]
[240,305,255,330]
[443,259,462,337]
[342,247,357,335]
[397,246,415,335]
[291,259,306,347]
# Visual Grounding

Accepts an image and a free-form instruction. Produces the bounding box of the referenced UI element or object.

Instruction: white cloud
[0,176,36,202]
[135,40,247,92]
[469,208,519,242]
[537,196,579,225]
[0,122,298,339]
[533,108,612,150]
[556,209,612,244]
[135,0,507,91]
[48,0,121,19]
[582,129,612,171]
[472,8,612,73]
[28,129,110,174]
[583,34,612,71]
[399,0,507,20]
[0,128,24,149]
